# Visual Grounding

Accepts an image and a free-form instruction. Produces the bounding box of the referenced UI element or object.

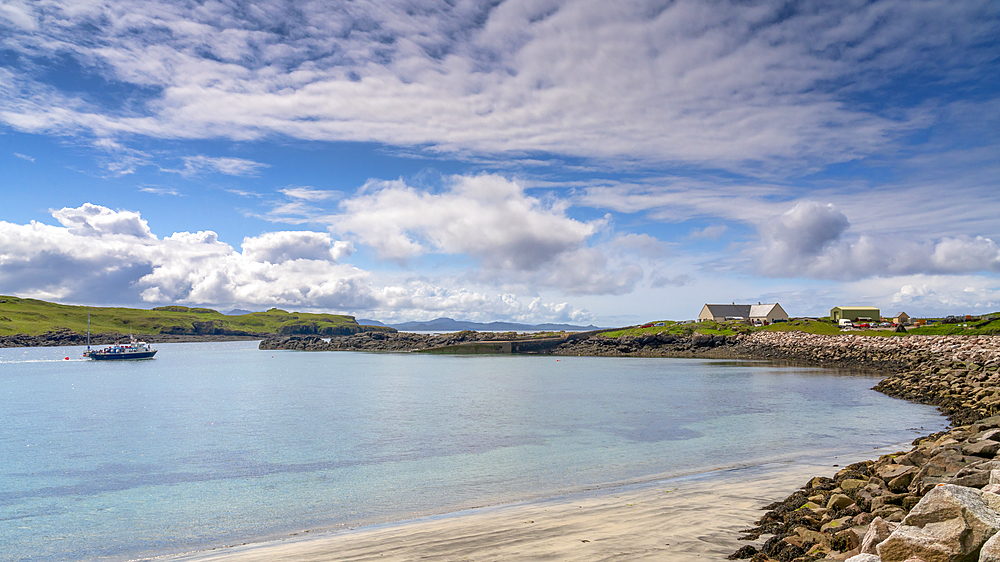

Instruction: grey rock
[846,554,882,562]
[829,493,856,510]
[964,441,1000,458]
[877,484,1000,562]
[862,517,899,555]
[980,531,1000,562]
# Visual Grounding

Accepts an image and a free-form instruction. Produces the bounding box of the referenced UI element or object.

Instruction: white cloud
[754,201,1000,280]
[13,152,34,161]
[241,231,353,264]
[166,155,269,177]
[51,202,155,238]
[139,185,182,196]
[0,203,600,322]
[0,0,993,172]
[335,174,595,258]
[689,225,727,240]
[280,187,341,202]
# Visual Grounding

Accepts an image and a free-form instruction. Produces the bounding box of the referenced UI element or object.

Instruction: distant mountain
[356,318,387,327]
[225,309,255,316]
[387,317,602,332]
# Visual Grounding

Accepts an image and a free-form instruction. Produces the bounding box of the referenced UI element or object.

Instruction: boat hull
[87,350,157,360]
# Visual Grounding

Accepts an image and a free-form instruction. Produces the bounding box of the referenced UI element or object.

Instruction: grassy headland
[0,295,390,337]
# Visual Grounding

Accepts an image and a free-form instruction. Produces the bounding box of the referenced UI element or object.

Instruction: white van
[838,319,854,328]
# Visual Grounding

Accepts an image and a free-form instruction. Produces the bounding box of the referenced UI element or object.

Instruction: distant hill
[388,317,602,332]
[356,319,387,327]
[0,296,393,338]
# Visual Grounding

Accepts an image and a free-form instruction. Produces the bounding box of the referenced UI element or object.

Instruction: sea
[0,340,947,562]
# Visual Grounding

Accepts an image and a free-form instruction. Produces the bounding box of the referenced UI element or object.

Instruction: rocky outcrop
[258,330,545,352]
[550,331,735,356]
[0,328,131,347]
[732,414,1000,561]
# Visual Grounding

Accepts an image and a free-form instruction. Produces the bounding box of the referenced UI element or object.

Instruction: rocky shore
[0,328,266,347]
[257,329,552,352]
[726,332,1000,562]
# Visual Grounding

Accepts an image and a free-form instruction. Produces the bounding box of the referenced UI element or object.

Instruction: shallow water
[0,341,946,561]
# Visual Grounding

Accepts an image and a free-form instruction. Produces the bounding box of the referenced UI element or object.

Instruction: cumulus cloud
[332,174,600,268]
[0,203,599,322]
[51,203,155,238]
[0,0,993,171]
[241,231,353,264]
[754,201,1000,280]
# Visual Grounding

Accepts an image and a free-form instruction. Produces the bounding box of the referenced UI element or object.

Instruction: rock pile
[550,331,734,356]
[258,330,539,352]
[875,363,1000,426]
[733,416,1000,561]
[732,332,1000,373]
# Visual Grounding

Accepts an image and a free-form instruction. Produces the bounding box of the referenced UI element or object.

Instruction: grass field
[0,295,380,337]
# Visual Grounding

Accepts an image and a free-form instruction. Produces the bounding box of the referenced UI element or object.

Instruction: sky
[0,0,998,326]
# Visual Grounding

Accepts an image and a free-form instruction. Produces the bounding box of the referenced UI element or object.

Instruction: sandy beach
[161,451,890,562]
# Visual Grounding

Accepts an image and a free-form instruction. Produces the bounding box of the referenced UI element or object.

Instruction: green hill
[0,296,393,337]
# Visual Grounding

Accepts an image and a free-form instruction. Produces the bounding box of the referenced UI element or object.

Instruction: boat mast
[87,311,91,350]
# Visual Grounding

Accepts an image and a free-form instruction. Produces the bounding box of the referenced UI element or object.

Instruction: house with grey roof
[699,303,751,322]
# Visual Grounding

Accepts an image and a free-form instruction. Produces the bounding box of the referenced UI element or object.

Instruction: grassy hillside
[0,296,389,337]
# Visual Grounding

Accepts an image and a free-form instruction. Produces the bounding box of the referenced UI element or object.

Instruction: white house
[749,303,789,325]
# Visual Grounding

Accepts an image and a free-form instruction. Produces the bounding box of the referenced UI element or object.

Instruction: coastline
[156,445,916,562]
[9,330,999,560]
[203,331,1000,561]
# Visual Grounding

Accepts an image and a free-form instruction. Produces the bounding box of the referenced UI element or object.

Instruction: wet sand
[161,451,887,562]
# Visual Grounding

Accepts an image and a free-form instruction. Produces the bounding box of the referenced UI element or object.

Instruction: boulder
[862,517,900,555]
[876,484,1000,562]
[980,531,1000,562]
[846,554,882,562]
[963,441,1000,458]
[829,493,856,510]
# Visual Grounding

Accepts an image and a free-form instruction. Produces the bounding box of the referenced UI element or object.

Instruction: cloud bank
[755,201,1000,280]
[1,0,995,172]
[0,202,597,322]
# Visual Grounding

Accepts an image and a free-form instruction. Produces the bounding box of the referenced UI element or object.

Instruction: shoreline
[154,443,923,562]
[11,331,999,560]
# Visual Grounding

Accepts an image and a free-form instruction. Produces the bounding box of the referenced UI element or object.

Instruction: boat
[83,312,157,360]
[84,338,157,360]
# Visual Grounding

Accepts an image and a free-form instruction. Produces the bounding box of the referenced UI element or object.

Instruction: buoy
[65,357,69,360]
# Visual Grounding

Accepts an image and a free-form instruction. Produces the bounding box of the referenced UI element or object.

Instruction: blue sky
[1,0,998,325]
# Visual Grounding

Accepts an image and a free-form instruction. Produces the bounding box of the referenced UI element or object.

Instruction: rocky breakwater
[732,416,1000,562]
[550,331,735,356]
[258,330,536,352]
[729,333,1000,561]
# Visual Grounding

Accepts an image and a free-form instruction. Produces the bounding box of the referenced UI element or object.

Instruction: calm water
[1,341,946,561]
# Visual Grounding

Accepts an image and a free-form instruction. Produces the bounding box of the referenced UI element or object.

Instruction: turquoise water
[0,341,946,561]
